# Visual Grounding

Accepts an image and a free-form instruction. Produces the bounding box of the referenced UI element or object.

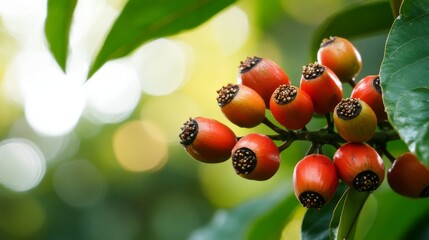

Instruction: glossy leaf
[329,188,348,239]
[301,183,347,240]
[380,0,429,167]
[45,0,77,72]
[310,1,394,60]
[189,187,291,240]
[246,193,297,240]
[87,0,236,78]
[335,188,370,240]
[393,88,429,167]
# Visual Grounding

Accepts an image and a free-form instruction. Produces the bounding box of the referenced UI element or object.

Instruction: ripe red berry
[350,75,388,123]
[216,83,266,128]
[269,84,314,130]
[300,62,343,115]
[387,152,429,198]
[333,98,377,142]
[293,154,339,209]
[179,117,237,163]
[238,56,291,108]
[333,142,385,192]
[317,36,362,85]
[231,133,280,181]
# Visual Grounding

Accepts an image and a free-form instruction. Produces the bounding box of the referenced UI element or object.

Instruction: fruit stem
[325,113,334,132]
[379,147,396,163]
[346,78,356,88]
[263,117,289,136]
[278,140,294,152]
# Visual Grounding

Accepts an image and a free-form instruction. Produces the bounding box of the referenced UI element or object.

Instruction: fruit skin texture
[179,117,237,163]
[317,36,362,84]
[217,84,266,128]
[293,154,339,208]
[351,75,388,123]
[231,133,280,181]
[333,98,377,143]
[388,152,429,198]
[300,62,343,115]
[333,142,385,192]
[238,56,291,108]
[270,84,314,130]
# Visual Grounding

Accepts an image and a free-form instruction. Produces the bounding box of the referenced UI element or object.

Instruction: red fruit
[179,117,237,163]
[216,83,266,128]
[317,36,362,85]
[351,75,388,123]
[238,56,291,108]
[231,133,280,181]
[293,154,339,208]
[269,84,314,130]
[300,62,343,115]
[333,98,377,142]
[333,142,385,192]
[388,152,429,198]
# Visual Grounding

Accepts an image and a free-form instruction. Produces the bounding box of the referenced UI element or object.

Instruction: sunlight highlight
[131,38,191,96]
[84,60,141,124]
[113,120,168,172]
[0,139,46,192]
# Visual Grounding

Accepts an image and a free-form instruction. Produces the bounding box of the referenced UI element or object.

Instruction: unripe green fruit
[333,98,377,142]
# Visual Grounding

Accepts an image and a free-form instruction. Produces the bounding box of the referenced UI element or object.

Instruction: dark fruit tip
[239,56,262,73]
[336,98,362,120]
[373,76,382,93]
[232,147,257,175]
[273,84,297,104]
[299,191,325,209]
[302,62,325,80]
[353,170,380,192]
[320,36,337,47]
[179,118,198,146]
[216,83,239,107]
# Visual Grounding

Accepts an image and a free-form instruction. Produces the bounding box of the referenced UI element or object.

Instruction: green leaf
[301,183,347,240]
[310,1,394,60]
[44,0,77,72]
[329,188,349,240]
[335,188,370,240]
[393,88,429,167]
[87,0,236,79]
[246,193,298,240]
[189,186,291,240]
[380,0,429,167]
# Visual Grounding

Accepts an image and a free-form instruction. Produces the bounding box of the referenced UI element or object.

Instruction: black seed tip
[336,98,362,120]
[353,170,380,192]
[420,185,429,198]
[373,76,381,93]
[216,83,239,107]
[179,118,198,146]
[273,84,297,104]
[299,191,325,209]
[232,147,257,175]
[239,56,262,73]
[302,62,325,80]
[320,36,337,48]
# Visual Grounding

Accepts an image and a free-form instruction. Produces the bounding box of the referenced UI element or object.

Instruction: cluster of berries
[179,36,429,208]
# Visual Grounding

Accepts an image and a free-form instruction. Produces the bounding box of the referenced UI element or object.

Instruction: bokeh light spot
[84,60,141,124]
[131,38,191,96]
[0,139,46,192]
[113,120,168,172]
[209,6,249,54]
[53,159,106,208]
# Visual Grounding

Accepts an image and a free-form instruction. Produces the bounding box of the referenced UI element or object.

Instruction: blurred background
[0,0,412,239]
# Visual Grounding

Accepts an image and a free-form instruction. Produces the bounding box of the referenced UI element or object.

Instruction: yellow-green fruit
[333,98,376,142]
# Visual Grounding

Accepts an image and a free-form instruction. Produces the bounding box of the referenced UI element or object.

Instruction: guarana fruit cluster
[179,36,429,209]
